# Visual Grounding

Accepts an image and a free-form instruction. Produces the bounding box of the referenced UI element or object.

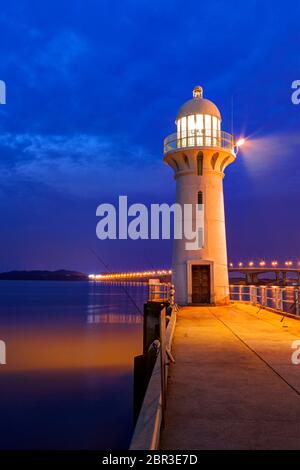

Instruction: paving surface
[160,303,300,450]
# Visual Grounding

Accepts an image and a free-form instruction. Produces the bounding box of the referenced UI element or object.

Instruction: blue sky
[0,0,299,272]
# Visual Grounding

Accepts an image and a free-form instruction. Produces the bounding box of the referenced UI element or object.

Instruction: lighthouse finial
[193,85,203,99]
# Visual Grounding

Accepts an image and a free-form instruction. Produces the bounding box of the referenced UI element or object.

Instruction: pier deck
[160,304,300,450]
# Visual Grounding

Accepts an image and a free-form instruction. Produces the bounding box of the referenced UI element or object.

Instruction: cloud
[37,30,89,74]
[0,132,168,198]
[0,133,114,160]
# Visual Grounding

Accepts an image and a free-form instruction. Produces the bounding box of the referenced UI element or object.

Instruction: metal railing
[148,281,175,304]
[130,283,177,450]
[163,130,234,154]
[230,285,300,317]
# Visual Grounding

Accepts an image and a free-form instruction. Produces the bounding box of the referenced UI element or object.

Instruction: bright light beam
[236,137,246,147]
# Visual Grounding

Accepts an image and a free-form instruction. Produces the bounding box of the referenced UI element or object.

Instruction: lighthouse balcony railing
[163,130,234,154]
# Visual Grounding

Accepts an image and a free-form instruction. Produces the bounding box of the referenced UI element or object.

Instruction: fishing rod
[89,248,143,316]
[254,280,291,326]
[255,280,275,315]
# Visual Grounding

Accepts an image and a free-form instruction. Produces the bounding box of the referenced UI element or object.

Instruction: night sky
[0,0,299,273]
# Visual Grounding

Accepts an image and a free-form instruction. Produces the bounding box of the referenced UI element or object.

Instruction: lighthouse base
[173,260,230,306]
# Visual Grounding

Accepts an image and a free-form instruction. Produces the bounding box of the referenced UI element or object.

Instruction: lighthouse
[163,86,236,305]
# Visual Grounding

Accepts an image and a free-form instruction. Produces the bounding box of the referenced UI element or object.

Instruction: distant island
[0,270,89,281]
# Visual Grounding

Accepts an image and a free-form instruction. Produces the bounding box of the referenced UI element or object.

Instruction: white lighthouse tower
[163,86,236,305]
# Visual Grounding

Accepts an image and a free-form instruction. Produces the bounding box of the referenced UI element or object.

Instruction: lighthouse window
[188,115,195,147]
[197,153,203,175]
[181,117,187,147]
[177,119,181,146]
[212,116,218,146]
[195,114,204,145]
[183,155,190,168]
[198,191,203,205]
[205,115,212,145]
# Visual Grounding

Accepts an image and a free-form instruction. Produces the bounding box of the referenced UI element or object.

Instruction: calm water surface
[0,281,147,449]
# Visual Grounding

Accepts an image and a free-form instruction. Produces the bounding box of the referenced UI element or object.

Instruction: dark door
[192,265,210,304]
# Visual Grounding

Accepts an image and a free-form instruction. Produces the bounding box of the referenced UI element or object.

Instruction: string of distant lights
[89,262,300,280]
[229,261,298,268]
[89,269,172,280]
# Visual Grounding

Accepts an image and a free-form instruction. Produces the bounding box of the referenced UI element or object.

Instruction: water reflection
[87,313,143,324]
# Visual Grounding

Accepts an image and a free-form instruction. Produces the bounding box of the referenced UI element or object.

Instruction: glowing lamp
[236,138,245,147]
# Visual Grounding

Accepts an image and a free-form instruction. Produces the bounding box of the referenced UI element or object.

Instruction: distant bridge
[89,263,300,286]
[229,266,300,285]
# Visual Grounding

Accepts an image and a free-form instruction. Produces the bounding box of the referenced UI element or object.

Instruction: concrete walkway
[160,304,300,450]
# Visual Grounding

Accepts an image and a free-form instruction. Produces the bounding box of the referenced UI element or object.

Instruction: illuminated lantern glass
[177,114,221,148]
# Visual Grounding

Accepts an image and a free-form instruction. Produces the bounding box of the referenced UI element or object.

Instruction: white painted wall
[164,148,235,305]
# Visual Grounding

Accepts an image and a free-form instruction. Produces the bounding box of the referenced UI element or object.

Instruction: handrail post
[170,285,175,307]
[263,286,266,306]
[274,287,278,309]
[278,288,283,311]
[251,285,256,303]
[250,285,253,303]
[160,307,167,425]
[294,288,299,316]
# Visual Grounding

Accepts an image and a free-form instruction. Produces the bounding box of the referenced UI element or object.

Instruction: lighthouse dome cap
[176,86,221,121]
